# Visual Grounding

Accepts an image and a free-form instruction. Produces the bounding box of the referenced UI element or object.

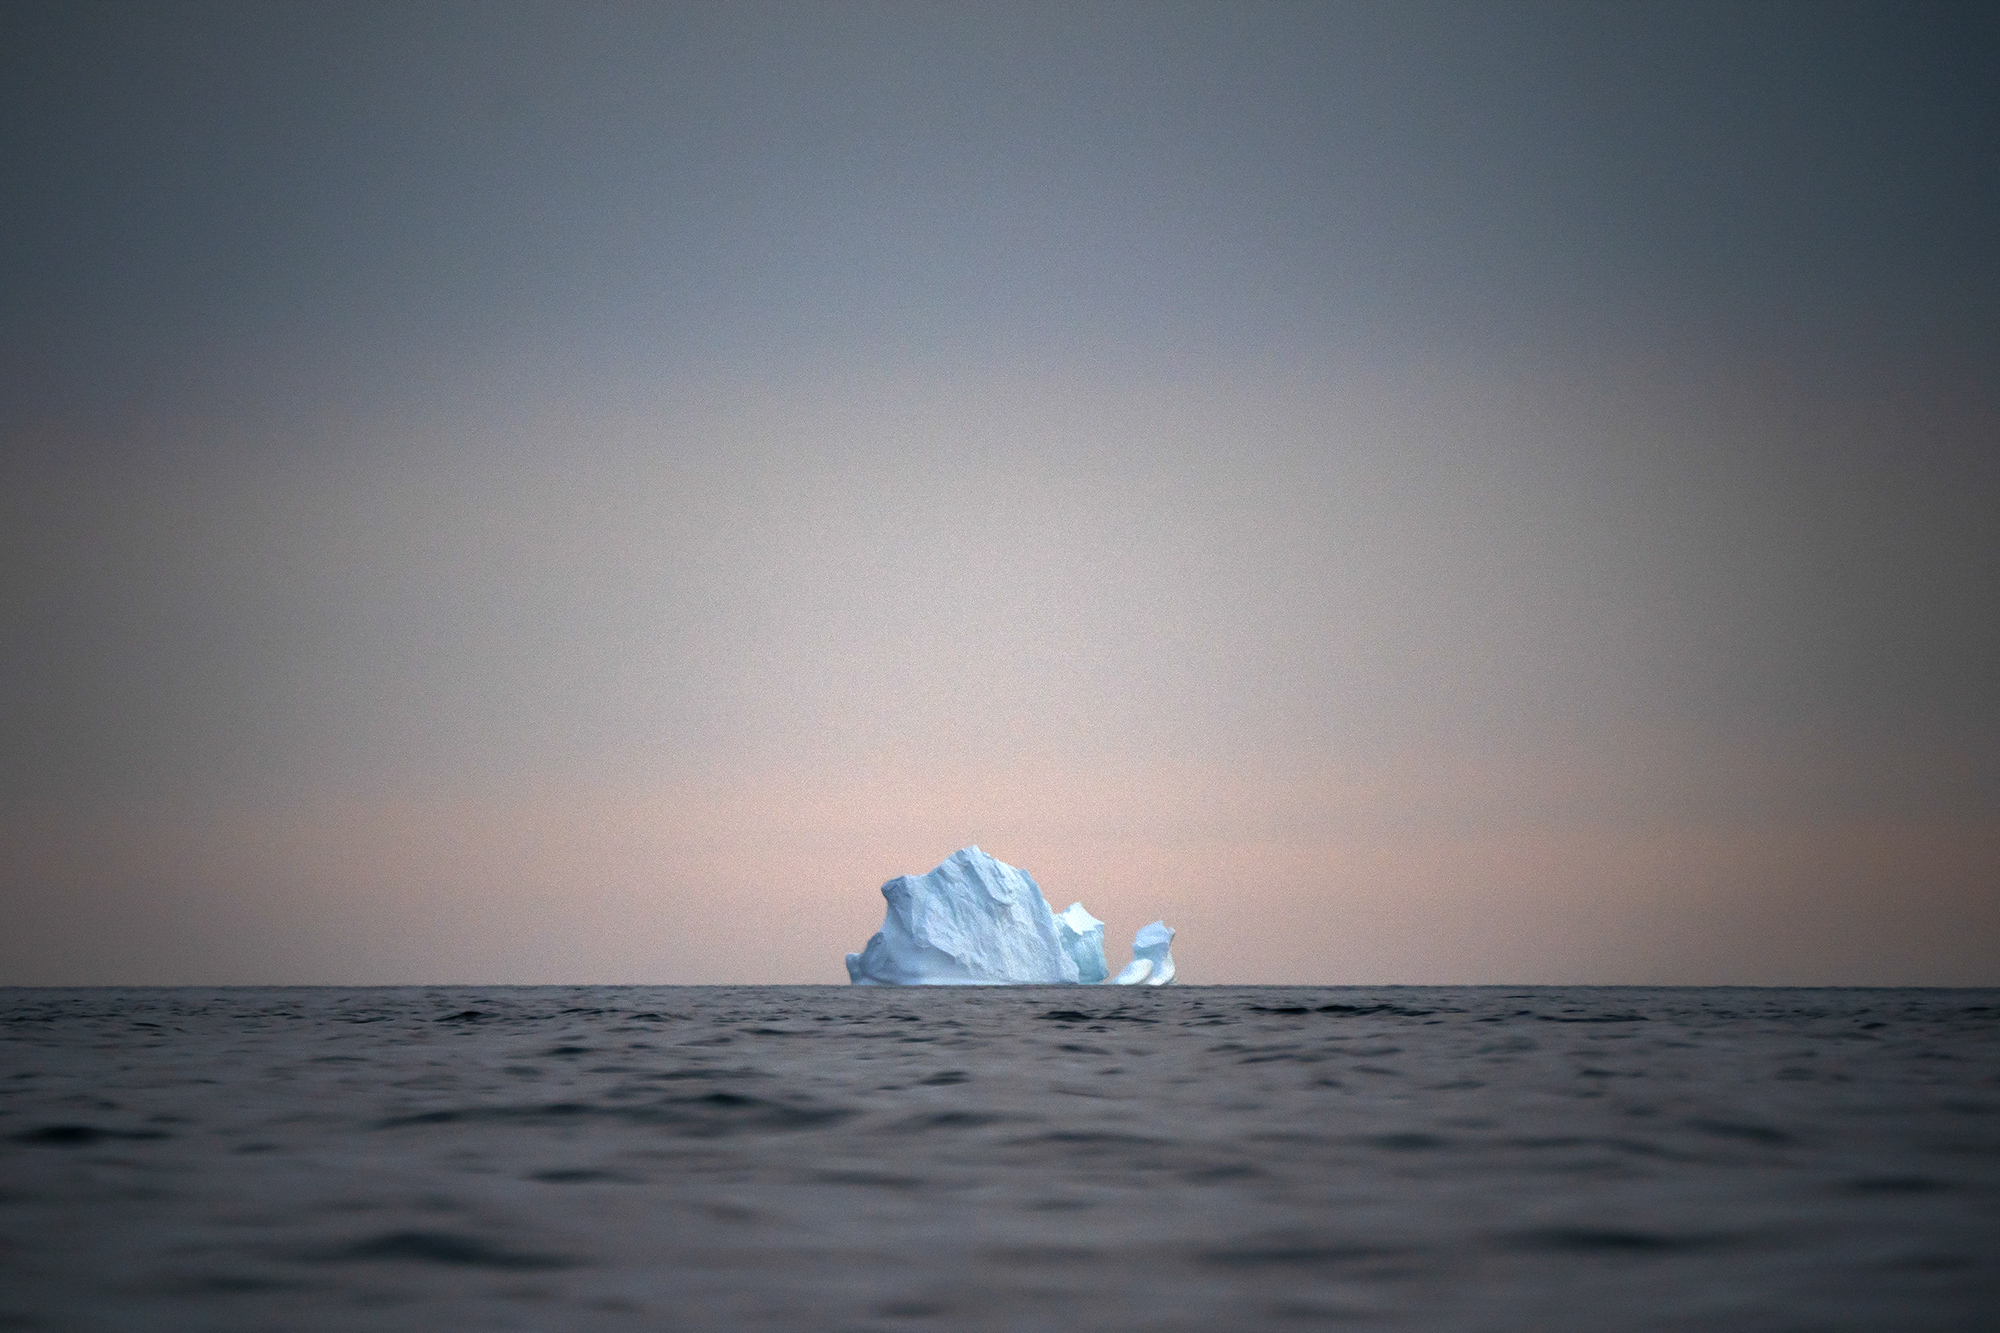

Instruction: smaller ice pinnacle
[1111,921,1176,985]
[845,846,1176,986]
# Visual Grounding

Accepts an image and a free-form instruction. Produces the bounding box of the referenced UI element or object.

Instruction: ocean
[2,985,1995,1330]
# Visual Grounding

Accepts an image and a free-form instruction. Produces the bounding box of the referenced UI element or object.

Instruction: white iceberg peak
[845,848,1174,986]
[846,846,1077,985]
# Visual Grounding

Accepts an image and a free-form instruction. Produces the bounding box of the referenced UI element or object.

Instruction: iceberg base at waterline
[844,846,1176,986]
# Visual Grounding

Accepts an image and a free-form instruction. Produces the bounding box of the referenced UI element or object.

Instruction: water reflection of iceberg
[845,846,1176,986]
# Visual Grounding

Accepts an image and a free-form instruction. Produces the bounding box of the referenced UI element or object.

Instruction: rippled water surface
[3,986,1996,1330]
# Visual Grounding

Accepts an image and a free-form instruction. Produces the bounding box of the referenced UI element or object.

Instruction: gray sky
[3,1,1996,984]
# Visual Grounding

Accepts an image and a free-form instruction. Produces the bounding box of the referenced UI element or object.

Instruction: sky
[3,0,1996,985]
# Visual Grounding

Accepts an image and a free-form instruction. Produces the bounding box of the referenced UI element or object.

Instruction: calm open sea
[2,985,1995,1330]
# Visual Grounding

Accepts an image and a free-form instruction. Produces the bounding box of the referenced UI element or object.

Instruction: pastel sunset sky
[4,1,1995,983]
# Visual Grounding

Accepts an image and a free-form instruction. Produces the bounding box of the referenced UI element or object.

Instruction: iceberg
[845,846,1174,986]
[846,847,1077,985]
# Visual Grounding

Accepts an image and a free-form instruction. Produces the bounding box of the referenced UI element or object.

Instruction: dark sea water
[2,986,1996,1331]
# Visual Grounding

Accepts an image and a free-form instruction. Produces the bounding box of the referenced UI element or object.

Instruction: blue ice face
[1052,902,1108,984]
